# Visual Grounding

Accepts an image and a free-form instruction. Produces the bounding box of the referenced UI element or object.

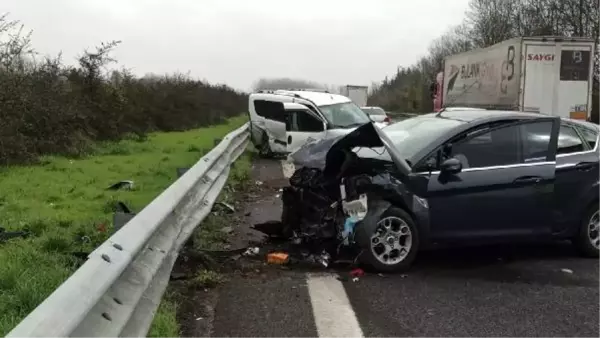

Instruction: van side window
[288,110,323,132]
[253,100,286,123]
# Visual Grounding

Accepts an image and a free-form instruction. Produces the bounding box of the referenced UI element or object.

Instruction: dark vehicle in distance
[283,110,599,272]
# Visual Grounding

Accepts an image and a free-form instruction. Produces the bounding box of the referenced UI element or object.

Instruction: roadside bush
[0,14,247,165]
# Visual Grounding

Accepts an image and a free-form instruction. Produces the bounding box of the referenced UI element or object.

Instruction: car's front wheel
[356,206,419,272]
[574,203,599,257]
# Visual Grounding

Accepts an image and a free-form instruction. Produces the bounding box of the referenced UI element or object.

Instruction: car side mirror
[440,157,462,174]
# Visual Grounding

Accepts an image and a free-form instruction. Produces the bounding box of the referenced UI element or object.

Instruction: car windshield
[363,107,386,115]
[319,102,371,128]
[383,116,464,160]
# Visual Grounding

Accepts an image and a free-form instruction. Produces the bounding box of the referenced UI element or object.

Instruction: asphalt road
[207,158,599,337]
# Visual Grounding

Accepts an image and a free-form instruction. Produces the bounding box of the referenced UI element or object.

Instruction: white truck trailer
[340,85,369,107]
[432,36,595,120]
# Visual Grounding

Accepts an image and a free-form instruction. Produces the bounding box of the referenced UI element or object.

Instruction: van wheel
[258,132,272,158]
[355,206,419,272]
[574,203,599,257]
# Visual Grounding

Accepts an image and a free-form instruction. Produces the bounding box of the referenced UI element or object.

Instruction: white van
[248,89,375,155]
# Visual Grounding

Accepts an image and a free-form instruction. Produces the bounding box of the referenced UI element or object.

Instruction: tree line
[0,14,247,165]
[368,0,599,121]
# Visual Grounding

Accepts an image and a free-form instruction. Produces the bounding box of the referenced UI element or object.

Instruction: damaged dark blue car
[281,110,600,272]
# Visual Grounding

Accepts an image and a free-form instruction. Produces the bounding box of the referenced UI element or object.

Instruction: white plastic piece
[342,194,368,221]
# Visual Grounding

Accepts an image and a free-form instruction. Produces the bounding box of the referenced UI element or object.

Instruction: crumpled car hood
[289,122,411,177]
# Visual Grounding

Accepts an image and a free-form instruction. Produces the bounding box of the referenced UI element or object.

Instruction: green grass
[192,270,226,288]
[0,115,248,336]
[148,292,180,338]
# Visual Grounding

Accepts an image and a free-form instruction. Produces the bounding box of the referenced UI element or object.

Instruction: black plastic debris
[115,201,132,214]
[107,180,134,191]
[252,221,285,238]
[176,167,189,178]
[0,227,30,243]
[113,201,136,232]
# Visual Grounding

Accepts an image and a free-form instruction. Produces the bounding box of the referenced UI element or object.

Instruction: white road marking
[307,273,364,337]
[281,160,296,179]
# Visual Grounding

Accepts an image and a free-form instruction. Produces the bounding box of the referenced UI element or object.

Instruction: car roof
[427,109,549,123]
[562,117,599,131]
[432,109,600,130]
[275,90,351,106]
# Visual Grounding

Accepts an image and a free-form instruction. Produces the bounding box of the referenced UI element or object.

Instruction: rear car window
[577,126,598,150]
[556,125,585,155]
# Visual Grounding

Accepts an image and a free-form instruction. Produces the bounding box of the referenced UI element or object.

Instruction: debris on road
[221,226,234,234]
[242,247,260,256]
[267,252,289,265]
[214,201,235,213]
[317,250,331,267]
[350,268,365,278]
[255,180,263,186]
[253,221,286,239]
[106,180,134,191]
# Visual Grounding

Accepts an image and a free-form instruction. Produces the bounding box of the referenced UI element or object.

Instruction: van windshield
[363,107,386,115]
[319,102,371,128]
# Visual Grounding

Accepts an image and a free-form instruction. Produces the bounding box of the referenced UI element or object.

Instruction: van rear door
[249,93,292,153]
[522,38,594,120]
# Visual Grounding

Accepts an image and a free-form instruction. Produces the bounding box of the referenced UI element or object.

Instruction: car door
[553,123,600,234]
[285,105,326,154]
[416,118,559,241]
[249,94,291,153]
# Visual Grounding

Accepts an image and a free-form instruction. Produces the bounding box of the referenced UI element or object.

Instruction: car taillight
[384,116,391,123]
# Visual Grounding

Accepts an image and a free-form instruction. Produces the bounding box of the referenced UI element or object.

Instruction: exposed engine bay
[280,123,414,261]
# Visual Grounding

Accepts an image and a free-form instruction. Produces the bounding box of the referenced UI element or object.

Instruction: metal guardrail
[7,123,250,337]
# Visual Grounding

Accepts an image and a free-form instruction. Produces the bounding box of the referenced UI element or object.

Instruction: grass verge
[0,115,248,336]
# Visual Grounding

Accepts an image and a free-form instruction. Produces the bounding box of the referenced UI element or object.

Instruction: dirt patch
[171,158,287,337]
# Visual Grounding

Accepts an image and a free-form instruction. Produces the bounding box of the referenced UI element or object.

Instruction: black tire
[355,206,419,273]
[574,203,599,257]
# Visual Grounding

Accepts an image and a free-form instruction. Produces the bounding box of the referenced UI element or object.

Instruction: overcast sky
[4,0,469,91]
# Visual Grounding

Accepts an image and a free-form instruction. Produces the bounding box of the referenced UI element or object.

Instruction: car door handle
[575,162,595,172]
[513,176,542,184]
